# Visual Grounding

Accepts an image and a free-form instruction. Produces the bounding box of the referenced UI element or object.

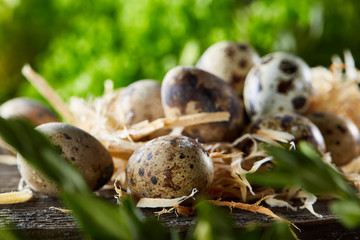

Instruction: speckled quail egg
[118,79,164,126]
[0,97,59,126]
[17,122,114,196]
[248,113,326,153]
[126,135,214,200]
[161,66,244,143]
[308,112,360,166]
[196,41,260,97]
[243,52,312,120]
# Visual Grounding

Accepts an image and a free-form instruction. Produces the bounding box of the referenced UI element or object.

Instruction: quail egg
[161,66,244,143]
[17,122,114,196]
[118,79,164,126]
[126,135,214,200]
[308,112,360,166]
[248,113,326,153]
[243,52,312,120]
[0,97,59,126]
[196,41,260,96]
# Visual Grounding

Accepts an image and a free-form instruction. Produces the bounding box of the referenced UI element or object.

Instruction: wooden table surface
[1,162,360,240]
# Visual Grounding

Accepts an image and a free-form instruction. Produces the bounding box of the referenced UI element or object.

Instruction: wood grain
[1,163,360,239]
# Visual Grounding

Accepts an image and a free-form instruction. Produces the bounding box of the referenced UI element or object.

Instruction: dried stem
[21,64,76,123]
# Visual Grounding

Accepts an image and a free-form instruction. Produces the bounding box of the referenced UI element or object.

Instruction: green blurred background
[0,0,359,103]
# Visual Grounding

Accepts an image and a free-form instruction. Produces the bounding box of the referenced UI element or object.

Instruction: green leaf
[187,201,297,240]
[330,199,360,229]
[261,221,297,240]
[0,218,25,240]
[249,142,357,200]
[188,201,237,240]
[61,192,130,239]
[248,141,360,229]
[236,225,262,240]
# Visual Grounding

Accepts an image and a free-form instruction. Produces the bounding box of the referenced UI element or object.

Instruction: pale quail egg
[196,41,260,97]
[118,79,164,126]
[243,52,312,120]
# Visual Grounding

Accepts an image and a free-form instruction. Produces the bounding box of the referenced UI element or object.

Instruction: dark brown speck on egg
[277,78,294,94]
[231,74,242,84]
[225,46,235,57]
[238,44,248,51]
[292,96,307,110]
[151,176,157,184]
[279,59,298,74]
[336,124,347,134]
[239,59,248,68]
[63,133,72,140]
[139,168,144,176]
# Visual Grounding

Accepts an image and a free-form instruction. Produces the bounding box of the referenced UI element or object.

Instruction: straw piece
[0,189,33,204]
[21,64,76,123]
[0,155,17,165]
[120,111,230,141]
[137,189,198,208]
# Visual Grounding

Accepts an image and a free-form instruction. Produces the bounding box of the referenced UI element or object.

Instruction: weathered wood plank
[1,163,360,239]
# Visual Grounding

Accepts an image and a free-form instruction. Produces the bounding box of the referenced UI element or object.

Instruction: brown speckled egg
[118,79,164,126]
[0,97,59,126]
[243,52,312,121]
[248,113,326,153]
[126,135,214,200]
[196,41,260,97]
[308,112,360,166]
[161,66,244,143]
[17,122,114,196]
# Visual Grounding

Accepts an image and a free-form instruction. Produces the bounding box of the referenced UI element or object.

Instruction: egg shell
[243,52,312,120]
[118,79,164,126]
[17,122,114,196]
[126,135,214,200]
[196,41,260,96]
[248,113,326,153]
[0,97,59,126]
[161,66,244,143]
[308,112,360,166]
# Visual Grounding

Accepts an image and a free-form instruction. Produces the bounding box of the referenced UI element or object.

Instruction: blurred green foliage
[0,0,359,102]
